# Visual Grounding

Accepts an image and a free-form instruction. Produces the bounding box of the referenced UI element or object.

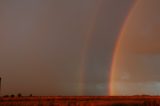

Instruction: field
[0,96,160,106]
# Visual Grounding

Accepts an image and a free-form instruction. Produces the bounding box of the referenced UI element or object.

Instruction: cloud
[113,81,160,95]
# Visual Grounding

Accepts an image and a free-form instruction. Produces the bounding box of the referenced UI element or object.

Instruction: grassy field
[0,96,160,106]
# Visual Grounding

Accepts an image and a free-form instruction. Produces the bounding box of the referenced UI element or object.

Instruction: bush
[11,94,15,98]
[3,95,9,97]
[17,93,22,97]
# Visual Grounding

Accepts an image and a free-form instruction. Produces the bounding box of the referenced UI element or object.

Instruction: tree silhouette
[17,93,22,97]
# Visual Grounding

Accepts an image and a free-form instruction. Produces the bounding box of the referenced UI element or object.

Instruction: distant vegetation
[3,93,32,98]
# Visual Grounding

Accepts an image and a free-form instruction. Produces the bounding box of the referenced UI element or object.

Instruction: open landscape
[1,96,160,106]
[0,0,159,106]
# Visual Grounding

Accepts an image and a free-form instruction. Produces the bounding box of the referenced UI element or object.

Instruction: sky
[111,0,160,95]
[0,0,134,96]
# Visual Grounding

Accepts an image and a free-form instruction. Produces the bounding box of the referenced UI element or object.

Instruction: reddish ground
[0,96,160,106]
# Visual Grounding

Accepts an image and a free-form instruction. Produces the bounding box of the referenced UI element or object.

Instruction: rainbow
[109,0,141,95]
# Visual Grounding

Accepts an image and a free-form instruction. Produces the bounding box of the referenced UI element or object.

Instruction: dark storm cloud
[0,0,98,96]
[0,0,134,95]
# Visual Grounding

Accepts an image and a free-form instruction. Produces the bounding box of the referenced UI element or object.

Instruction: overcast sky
[0,0,134,96]
[111,0,160,95]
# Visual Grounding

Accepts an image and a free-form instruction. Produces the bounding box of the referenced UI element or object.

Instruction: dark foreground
[1,96,160,106]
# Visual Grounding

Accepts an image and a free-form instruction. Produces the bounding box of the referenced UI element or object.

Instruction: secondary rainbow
[79,1,102,95]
